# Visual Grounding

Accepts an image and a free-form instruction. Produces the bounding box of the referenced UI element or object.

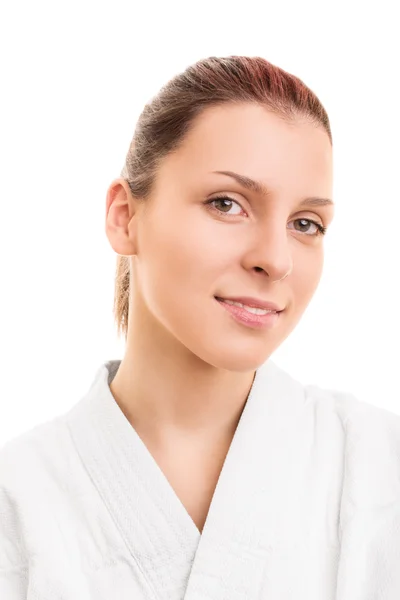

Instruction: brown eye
[290,219,327,237]
[206,196,243,215]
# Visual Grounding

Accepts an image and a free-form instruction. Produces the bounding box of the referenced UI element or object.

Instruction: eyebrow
[211,170,334,208]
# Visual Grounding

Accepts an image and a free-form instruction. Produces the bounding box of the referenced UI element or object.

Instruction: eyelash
[205,195,327,237]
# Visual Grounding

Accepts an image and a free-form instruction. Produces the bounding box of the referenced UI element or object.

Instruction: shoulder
[0,417,71,532]
[0,415,69,482]
[0,415,82,572]
[0,423,58,574]
[309,389,400,593]
[0,405,90,523]
[299,376,400,478]
[303,380,400,518]
[303,378,400,436]
[0,409,83,516]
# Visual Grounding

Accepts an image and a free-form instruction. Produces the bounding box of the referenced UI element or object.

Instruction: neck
[109,312,256,442]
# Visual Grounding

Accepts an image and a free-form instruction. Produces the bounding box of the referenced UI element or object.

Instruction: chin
[192,339,276,373]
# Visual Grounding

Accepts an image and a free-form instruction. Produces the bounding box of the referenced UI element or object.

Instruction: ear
[105,179,139,256]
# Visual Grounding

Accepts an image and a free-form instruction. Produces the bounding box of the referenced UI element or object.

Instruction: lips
[214,296,283,313]
[214,296,282,329]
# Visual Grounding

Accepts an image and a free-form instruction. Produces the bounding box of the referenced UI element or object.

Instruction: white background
[0,0,399,445]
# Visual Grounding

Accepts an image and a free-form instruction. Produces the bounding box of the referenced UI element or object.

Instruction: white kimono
[1,357,400,599]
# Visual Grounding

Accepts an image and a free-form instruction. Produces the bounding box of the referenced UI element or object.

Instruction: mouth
[214,296,284,314]
[214,296,283,329]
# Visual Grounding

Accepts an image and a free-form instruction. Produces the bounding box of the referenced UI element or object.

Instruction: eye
[288,219,327,237]
[206,195,243,215]
[205,195,327,237]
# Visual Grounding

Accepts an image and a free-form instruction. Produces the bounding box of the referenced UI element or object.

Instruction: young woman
[1,55,400,599]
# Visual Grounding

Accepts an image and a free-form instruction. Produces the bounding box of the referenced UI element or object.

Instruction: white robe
[1,357,400,599]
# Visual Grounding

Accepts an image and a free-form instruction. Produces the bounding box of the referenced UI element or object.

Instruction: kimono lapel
[182,359,318,600]
[66,361,201,600]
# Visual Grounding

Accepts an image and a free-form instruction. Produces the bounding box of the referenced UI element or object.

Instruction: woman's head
[106,55,334,372]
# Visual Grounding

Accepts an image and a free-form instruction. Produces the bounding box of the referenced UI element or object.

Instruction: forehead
[160,103,332,197]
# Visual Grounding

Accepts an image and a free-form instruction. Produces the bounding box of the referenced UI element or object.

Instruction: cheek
[146,215,230,287]
[292,258,324,302]
[136,230,219,345]
[137,221,211,308]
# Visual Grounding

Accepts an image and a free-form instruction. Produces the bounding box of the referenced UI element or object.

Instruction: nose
[246,227,293,282]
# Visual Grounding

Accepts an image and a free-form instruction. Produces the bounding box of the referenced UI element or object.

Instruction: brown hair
[113,55,332,339]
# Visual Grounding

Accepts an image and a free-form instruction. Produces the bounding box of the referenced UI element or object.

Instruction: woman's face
[110,103,334,372]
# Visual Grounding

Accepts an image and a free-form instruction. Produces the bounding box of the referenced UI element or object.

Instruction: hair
[113,55,332,339]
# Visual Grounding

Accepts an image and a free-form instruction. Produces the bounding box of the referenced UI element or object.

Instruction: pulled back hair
[114,55,332,339]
